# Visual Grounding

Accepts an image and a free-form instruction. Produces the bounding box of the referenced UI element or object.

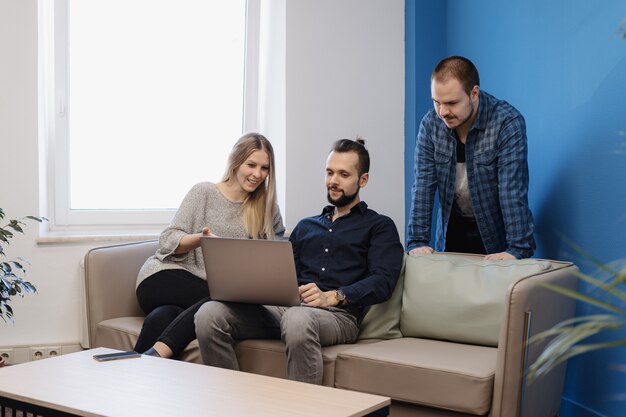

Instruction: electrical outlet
[47,346,62,357]
[30,347,46,361]
[0,348,13,365]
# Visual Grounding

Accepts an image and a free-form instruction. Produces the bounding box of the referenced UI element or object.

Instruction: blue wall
[405,1,626,416]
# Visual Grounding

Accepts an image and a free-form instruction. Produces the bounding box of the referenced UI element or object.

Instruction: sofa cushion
[400,254,552,346]
[358,255,406,340]
[334,338,497,415]
[96,317,201,363]
[235,339,379,387]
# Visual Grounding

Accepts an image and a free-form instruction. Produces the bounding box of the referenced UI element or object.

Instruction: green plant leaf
[22,282,37,293]
[557,233,618,277]
[529,315,623,344]
[10,261,25,273]
[24,216,47,222]
[540,282,626,316]
[0,209,46,322]
[0,232,10,244]
[529,337,626,381]
[7,220,24,234]
[574,270,626,303]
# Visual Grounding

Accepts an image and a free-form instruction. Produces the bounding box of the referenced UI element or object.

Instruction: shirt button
[329,228,333,232]
[322,267,326,271]
[324,248,329,252]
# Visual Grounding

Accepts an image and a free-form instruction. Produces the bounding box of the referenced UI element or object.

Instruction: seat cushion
[95,317,201,363]
[334,338,497,415]
[96,317,144,352]
[236,339,379,387]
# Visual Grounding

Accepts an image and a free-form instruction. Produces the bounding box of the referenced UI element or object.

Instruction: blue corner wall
[405,1,626,416]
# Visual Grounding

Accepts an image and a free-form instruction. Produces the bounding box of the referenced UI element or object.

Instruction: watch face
[337,289,346,301]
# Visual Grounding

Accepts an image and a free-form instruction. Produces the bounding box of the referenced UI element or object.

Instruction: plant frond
[24,216,47,222]
[7,220,25,234]
[616,266,626,285]
[529,315,625,344]
[529,338,626,381]
[540,282,626,316]
[0,209,45,322]
[557,233,618,277]
[573,270,626,302]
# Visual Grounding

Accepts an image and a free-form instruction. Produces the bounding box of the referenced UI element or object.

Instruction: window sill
[36,228,161,245]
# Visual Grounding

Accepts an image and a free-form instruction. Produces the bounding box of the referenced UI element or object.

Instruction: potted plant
[0,208,46,325]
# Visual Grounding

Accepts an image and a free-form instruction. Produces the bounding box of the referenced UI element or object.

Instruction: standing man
[195,139,404,384]
[407,56,535,260]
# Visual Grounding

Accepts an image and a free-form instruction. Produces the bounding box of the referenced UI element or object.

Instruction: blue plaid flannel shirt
[407,90,535,259]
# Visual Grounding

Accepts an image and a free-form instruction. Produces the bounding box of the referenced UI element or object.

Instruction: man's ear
[471,85,480,101]
[358,172,369,188]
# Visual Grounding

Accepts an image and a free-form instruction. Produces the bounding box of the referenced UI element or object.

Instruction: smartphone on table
[93,351,141,361]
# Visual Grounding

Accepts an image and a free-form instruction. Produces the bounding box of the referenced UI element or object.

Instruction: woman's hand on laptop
[201,227,218,237]
[175,228,219,254]
[299,283,338,308]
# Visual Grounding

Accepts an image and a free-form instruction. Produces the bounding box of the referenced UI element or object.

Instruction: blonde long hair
[222,133,278,239]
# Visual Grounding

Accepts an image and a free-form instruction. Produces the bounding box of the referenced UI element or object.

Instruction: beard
[327,186,359,208]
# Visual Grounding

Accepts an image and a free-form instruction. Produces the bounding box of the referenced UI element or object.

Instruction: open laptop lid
[200,237,301,306]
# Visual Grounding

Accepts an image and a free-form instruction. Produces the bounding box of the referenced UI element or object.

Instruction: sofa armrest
[83,240,158,348]
[491,261,578,417]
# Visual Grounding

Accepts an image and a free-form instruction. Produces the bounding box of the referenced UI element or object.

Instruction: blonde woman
[134,133,285,358]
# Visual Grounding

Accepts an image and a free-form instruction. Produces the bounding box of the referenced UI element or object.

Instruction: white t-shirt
[455,163,475,218]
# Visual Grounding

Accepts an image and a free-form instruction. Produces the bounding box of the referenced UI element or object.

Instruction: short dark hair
[431,56,480,95]
[331,138,370,175]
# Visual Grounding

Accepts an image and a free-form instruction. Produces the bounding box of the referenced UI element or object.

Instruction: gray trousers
[194,301,359,384]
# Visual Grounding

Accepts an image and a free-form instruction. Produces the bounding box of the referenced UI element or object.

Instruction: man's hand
[299,283,337,308]
[484,252,515,260]
[409,246,434,255]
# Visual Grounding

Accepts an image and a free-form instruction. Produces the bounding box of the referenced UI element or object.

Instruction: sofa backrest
[359,252,572,347]
[400,254,553,346]
[83,240,158,347]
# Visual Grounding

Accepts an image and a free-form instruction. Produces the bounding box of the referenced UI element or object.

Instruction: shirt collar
[472,90,488,131]
[321,201,368,216]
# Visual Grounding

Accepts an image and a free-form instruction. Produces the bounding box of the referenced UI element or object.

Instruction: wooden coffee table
[0,348,389,417]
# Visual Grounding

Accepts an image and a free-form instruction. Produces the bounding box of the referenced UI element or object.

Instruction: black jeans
[445,203,487,255]
[134,269,210,356]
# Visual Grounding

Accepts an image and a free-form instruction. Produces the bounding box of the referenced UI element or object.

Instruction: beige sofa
[83,240,578,417]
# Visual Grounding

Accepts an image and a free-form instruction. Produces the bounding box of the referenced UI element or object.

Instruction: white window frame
[39,0,261,230]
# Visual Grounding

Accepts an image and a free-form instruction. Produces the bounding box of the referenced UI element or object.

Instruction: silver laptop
[200,237,301,306]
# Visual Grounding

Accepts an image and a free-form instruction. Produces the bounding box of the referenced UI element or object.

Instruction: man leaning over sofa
[194,138,404,384]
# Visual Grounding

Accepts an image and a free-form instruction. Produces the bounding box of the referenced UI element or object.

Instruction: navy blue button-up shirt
[289,201,404,309]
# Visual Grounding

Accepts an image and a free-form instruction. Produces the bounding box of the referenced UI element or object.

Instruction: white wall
[0,0,404,347]
[1,0,94,346]
[284,0,405,231]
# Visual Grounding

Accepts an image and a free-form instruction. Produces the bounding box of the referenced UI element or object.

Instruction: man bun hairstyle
[432,56,480,96]
[331,137,370,176]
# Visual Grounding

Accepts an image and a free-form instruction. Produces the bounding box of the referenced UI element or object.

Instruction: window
[39,0,260,228]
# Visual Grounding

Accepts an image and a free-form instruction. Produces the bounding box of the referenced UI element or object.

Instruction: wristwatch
[334,289,346,306]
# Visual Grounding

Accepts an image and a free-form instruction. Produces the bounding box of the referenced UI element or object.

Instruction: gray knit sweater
[136,182,285,288]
